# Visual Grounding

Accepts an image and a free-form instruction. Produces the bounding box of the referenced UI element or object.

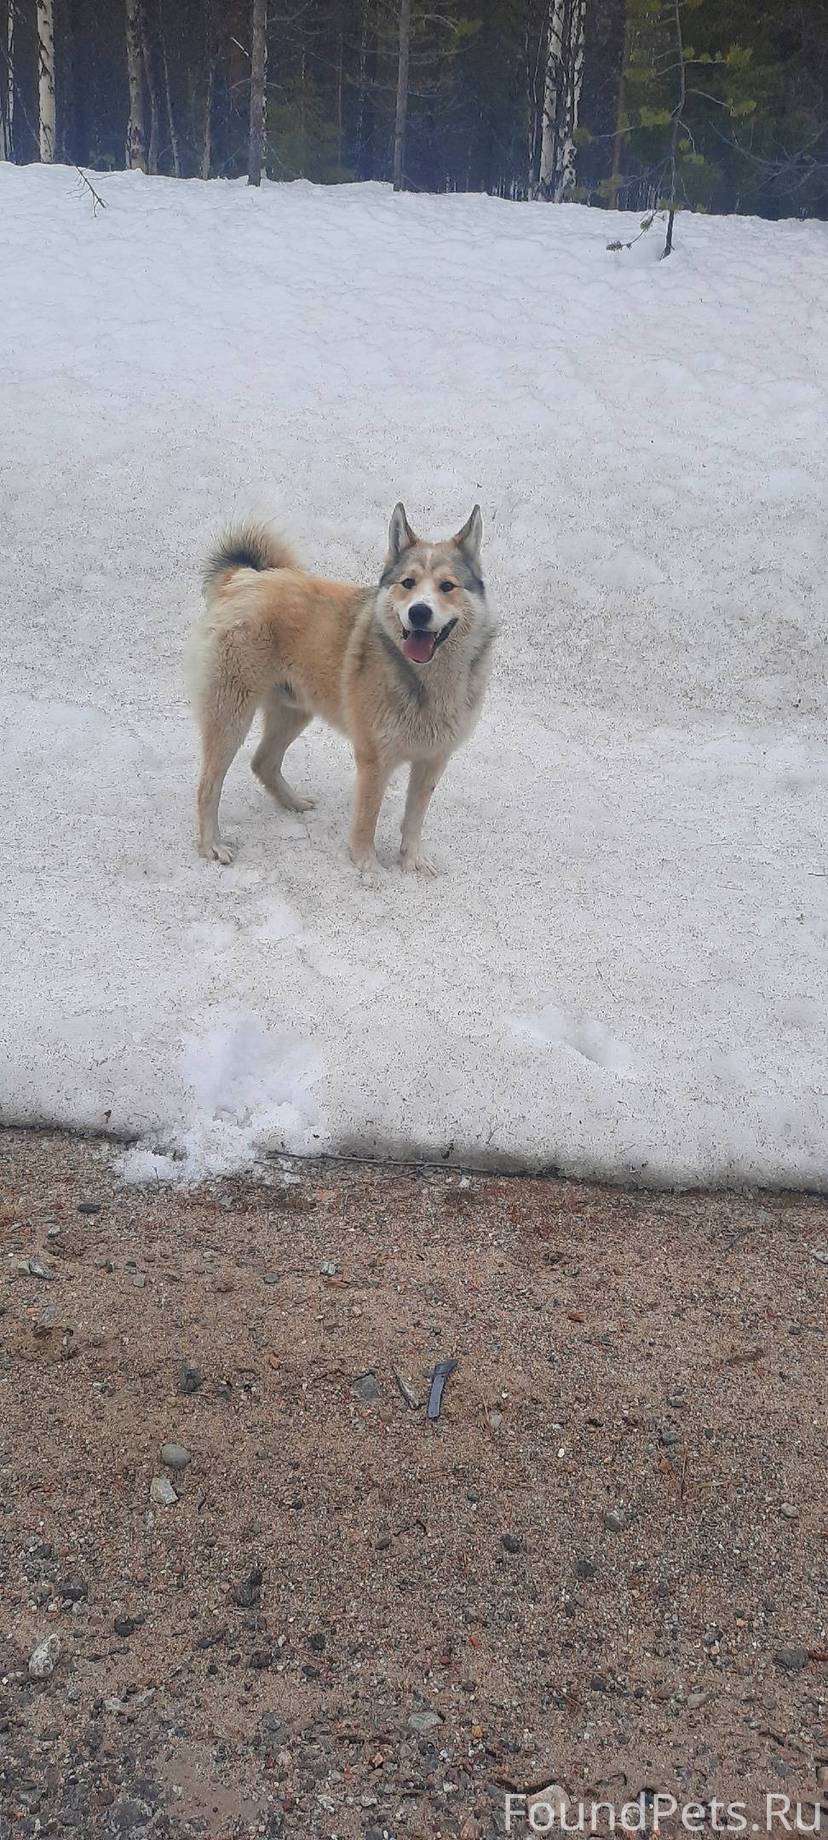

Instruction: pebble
[114,1616,140,1637]
[27,1259,52,1281]
[408,1709,441,1732]
[149,1475,178,1507]
[659,1426,681,1446]
[501,1533,523,1554]
[603,1508,627,1533]
[575,1557,597,1580]
[687,1690,710,1709]
[132,1273,146,1290]
[28,1634,61,1679]
[178,1361,202,1395]
[77,1201,102,1215]
[160,1443,192,1470]
[232,1565,263,1607]
[375,1531,392,1551]
[320,1260,337,1276]
[352,1372,382,1403]
[395,1372,421,1409]
[810,1246,828,1264]
[774,1646,808,1672]
[779,1503,799,1520]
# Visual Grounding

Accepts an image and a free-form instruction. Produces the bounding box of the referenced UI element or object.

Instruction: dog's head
[375,503,488,666]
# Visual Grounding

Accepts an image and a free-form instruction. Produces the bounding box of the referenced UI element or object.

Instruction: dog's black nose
[407,602,432,629]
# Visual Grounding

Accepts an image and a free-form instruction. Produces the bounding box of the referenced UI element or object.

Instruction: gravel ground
[1,1129,827,1840]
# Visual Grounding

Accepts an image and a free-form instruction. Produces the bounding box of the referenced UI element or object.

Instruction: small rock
[178,1361,202,1395]
[61,1577,88,1603]
[395,1372,421,1409]
[779,1503,799,1520]
[249,1649,273,1669]
[408,1709,441,1732]
[160,1443,191,1470]
[603,1508,627,1533]
[774,1646,808,1673]
[659,1426,681,1446]
[575,1557,597,1580]
[810,1246,828,1265]
[500,1533,523,1554]
[149,1475,178,1507]
[132,1273,146,1289]
[29,1635,61,1679]
[308,1631,326,1652]
[320,1260,337,1276]
[28,1259,53,1280]
[103,1688,155,1718]
[114,1616,139,1638]
[667,1392,687,1409]
[262,1273,280,1286]
[77,1201,102,1215]
[375,1531,392,1551]
[232,1565,263,1608]
[687,1690,710,1710]
[352,1372,382,1403]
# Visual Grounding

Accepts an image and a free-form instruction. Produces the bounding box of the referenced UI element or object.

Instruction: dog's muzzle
[401,616,458,664]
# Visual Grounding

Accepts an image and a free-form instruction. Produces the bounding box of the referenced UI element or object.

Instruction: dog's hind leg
[251,692,315,813]
[196,688,256,865]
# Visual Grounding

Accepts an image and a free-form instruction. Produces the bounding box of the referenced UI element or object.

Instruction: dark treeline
[2,1,827,219]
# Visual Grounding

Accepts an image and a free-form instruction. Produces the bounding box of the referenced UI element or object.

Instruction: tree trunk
[610,0,630,206]
[392,0,411,192]
[1,1,15,160]
[36,0,56,162]
[125,0,147,170]
[159,1,180,175]
[248,0,266,186]
[141,0,160,174]
[537,0,586,202]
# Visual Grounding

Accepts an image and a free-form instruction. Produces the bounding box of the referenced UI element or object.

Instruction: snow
[1,161,826,1187]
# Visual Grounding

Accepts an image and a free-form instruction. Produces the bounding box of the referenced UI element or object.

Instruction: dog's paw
[199,838,236,866]
[400,851,439,879]
[350,845,381,877]
[276,784,316,814]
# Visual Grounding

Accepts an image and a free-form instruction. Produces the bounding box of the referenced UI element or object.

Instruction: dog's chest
[388,655,487,759]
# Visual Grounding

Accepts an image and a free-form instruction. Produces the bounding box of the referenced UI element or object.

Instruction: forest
[2,1,827,219]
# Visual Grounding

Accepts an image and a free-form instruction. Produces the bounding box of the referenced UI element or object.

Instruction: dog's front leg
[400,754,449,877]
[350,752,391,871]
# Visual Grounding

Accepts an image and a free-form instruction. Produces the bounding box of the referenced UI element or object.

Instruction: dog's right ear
[387,503,417,565]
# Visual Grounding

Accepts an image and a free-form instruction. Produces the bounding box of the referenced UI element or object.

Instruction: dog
[189,504,497,875]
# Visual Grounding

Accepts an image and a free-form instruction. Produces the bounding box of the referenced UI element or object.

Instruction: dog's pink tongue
[402,632,436,664]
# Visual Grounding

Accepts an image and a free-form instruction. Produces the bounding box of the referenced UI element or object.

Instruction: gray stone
[178,1361,202,1394]
[575,1557,597,1580]
[77,1201,102,1216]
[160,1442,191,1470]
[395,1373,421,1409]
[603,1508,627,1533]
[779,1503,799,1520]
[774,1646,808,1672]
[501,1533,523,1554]
[408,1709,441,1732]
[149,1475,178,1506]
[28,1634,61,1679]
[352,1372,382,1403]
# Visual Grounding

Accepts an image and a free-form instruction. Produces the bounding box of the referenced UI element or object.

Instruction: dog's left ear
[452,504,483,567]
[387,502,418,565]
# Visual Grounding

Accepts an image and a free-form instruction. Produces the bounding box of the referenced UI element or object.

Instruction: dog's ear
[452,505,483,567]
[387,502,417,564]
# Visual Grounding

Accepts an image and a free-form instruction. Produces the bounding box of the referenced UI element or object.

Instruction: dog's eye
[401,577,416,591]
[439,580,455,593]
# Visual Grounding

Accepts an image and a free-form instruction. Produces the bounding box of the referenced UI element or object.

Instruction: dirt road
[1,1130,826,1838]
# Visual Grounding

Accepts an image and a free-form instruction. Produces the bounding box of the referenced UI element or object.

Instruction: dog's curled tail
[202,521,299,596]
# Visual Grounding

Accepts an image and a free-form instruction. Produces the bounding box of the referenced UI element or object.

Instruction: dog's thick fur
[189,505,496,874]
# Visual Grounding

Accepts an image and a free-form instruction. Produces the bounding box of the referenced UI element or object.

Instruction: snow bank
[1,163,825,1185]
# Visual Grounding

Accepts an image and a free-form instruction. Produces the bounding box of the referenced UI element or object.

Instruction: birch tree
[537,0,586,202]
[125,0,147,170]
[1,1,14,159]
[36,0,56,162]
[392,0,411,192]
[248,0,267,186]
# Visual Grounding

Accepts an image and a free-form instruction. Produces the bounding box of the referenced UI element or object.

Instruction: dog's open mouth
[400,619,457,665]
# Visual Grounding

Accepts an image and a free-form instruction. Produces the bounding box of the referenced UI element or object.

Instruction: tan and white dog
[188,504,497,875]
